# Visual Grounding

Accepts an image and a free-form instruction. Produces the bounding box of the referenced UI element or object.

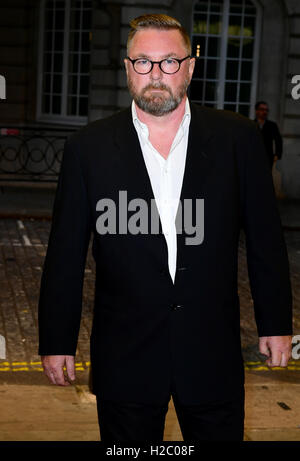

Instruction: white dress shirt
[132,98,191,283]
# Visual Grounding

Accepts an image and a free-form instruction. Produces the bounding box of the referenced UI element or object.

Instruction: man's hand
[259,336,292,368]
[41,355,75,386]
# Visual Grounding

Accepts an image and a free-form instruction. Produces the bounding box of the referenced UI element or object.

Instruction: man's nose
[150,62,163,79]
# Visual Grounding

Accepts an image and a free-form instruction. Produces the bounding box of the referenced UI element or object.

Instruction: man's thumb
[259,339,270,357]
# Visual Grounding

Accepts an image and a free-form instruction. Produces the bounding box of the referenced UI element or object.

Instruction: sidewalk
[0,369,299,441]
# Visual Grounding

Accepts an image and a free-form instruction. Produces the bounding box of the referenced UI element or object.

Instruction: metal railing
[0,126,77,183]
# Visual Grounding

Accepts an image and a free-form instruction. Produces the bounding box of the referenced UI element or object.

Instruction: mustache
[142,82,172,93]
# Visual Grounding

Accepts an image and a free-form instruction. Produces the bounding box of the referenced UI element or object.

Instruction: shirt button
[171,304,184,311]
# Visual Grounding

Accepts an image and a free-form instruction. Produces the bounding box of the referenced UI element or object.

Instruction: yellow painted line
[12,367,29,371]
[0,361,299,372]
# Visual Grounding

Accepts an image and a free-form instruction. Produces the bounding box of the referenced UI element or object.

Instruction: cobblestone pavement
[0,218,299,369]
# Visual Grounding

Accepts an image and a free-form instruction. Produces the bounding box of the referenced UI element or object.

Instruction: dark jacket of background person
[255,119,283,167]
[38,103,293,406]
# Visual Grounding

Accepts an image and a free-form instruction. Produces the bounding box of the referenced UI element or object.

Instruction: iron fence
[0,126,77,182]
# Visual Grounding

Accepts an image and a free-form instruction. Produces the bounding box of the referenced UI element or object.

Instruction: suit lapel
[113,107,155,203]
[179,103,215,201]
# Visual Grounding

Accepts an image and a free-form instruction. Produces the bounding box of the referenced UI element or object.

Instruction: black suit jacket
[38,103,293,405]
[255,119,283,167]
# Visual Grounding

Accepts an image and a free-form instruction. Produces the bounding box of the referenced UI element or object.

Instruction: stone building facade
[0,0,299,197]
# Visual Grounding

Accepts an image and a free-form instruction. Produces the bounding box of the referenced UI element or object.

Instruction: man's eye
[165,59,176,65]
[137,59,149,65]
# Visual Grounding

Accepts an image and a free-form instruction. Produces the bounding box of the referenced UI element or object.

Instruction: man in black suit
[255,101,283,168]
[38,14,293,441]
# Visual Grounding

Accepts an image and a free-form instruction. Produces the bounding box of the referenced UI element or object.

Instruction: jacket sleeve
[38,138,92,355]
[238,121,293,337]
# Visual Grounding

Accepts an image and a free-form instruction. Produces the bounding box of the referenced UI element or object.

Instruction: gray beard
[127,77,190,116]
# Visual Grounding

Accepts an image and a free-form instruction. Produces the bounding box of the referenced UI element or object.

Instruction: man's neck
[135,96,187,133]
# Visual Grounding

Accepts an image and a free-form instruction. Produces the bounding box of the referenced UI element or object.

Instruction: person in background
[255,101,283,168]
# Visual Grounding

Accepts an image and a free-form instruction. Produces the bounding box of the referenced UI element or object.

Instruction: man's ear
[189,57,196,79]
[124,59,129,76]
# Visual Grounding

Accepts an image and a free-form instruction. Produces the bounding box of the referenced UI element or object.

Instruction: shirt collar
[131,98,191,137]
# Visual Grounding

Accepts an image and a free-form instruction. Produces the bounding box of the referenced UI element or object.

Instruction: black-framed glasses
[126,55,191,74]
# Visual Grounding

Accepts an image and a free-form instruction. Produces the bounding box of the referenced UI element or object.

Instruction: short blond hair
[127,14,192,55]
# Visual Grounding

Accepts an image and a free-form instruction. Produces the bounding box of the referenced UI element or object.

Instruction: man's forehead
[129,28,186,56]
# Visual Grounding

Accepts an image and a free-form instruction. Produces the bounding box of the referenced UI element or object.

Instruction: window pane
[44,53,52,72]
[68,75,78,94]
[241,60,252,81]
[54,31,64,51]
[239,83,251,102]
[54,9,65,29]
[228,15,242,37]
[242,39,254,58]
[194,1,208,13]
[69,32,80,51]
[81,32,90,52]
[44,74,51,93]
[205,81,217,101]
[230,0,243,15]
[226,60,239,80]
[209,15,221,35]
[80,76,89,95]
[210,2,222,14]
[69,53,79,73]
[227,38,241,58]
[206,59,219,79]
[45,31,53,51]
[53,74,62,93]
[70,9,82,29]
[81,53,90,73]
[238,105,250,117]
[82,10,91,29]
[193,58,204,79]
[68,96,78,115]
[193,13,207,34]
[208,37,221,56]
[53,53,63,72]
[243,16,255,37]
[43,94,50,113]
[52,95,61,114]
[225,82,238,102]
[45,11,54,30]
[79,97,88,116]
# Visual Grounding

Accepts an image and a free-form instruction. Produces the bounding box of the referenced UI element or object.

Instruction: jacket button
[171,304,184,311]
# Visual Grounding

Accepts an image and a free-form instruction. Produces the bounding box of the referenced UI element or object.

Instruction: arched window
[37,0,92,125]
[190,0,261,118]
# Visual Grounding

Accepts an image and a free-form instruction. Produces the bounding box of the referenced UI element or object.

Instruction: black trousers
[96,389,245,441]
